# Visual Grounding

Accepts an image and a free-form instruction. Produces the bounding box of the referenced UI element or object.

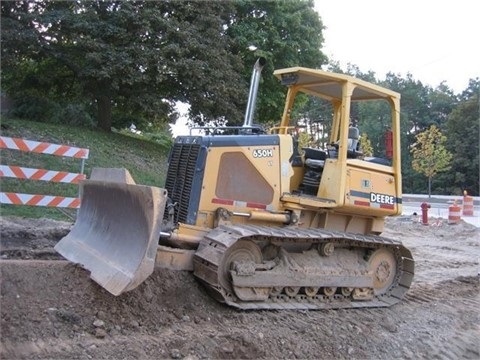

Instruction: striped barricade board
[0,136,89,158]
[0,192,81,209]
[0,165,86,183]
[0,136,89,209]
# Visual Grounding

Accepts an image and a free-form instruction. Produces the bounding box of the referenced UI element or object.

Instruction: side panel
[343,160,400,216]
[317,159,344,205]
[196,135,285,226]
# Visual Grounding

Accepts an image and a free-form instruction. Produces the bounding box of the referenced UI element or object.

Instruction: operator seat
[347,126,361,158]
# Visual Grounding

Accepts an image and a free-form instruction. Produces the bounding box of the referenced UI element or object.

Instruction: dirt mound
[1,217,479,359]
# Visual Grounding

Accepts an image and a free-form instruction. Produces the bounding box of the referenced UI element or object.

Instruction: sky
[314,0,479,93]
[172,1,478,135]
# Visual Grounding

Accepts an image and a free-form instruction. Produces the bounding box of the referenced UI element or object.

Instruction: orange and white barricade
[462,191,474,216]
[0,136,89,209]
[0,192,81,208]
[448,200,462,225]
[0,136,88,159]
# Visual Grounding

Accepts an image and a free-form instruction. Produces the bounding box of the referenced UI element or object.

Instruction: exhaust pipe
[243,57,267,127]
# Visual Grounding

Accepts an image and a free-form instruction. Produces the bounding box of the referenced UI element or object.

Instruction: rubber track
[193,224,414,310]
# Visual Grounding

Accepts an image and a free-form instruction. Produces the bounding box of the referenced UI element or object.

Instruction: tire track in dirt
[1,216,479,359]
[1,258,478,359]
[401,277,479,359]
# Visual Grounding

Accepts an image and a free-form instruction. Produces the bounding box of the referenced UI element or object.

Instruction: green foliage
[229,0,326,125]
[428,83,457,125]
[1,1,246,130]
[289,96,333,148]
[1,0,325,131]
[410,125,453,196]
[382,74,435,192]
[356,100,391,157]
[359,133,373,157]
[1,0,477,196]
[444,80,480,196]
[297,131,314,151]
[0,118,170,219]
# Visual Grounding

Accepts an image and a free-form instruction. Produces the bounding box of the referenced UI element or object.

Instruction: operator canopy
[274,67,400,102]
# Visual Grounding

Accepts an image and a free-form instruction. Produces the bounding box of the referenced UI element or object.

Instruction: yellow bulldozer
[55,58,414,310]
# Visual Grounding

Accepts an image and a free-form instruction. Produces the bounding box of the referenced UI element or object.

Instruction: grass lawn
[1,118,171,220]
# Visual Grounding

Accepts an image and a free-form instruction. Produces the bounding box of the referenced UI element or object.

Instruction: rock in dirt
[0,216,479,360]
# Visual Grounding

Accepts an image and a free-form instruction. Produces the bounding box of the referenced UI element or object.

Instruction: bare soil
[1,216,479,359]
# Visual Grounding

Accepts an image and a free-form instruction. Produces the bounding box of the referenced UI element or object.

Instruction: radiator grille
[164,141,201,224]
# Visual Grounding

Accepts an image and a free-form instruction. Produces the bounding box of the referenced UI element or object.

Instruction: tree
[380,73,460,193]
[227,0,326,125]
[410,125,453,197]
[1,1,246,131]
[428,82,457,126]
[2,0,326,131]
[444,79,480,196]
[359,133,373,157]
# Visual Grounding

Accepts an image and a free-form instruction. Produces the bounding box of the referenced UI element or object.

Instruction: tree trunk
[97,95,112,131]
[428,176,432,198]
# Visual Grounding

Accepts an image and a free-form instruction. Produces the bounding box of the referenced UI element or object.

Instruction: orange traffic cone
[462,190,474,216]
[448,200,461,225]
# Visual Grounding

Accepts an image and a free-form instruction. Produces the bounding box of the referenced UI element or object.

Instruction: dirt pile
[1,216,479,359]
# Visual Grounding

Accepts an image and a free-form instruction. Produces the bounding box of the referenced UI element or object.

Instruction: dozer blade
[55,178,167,296]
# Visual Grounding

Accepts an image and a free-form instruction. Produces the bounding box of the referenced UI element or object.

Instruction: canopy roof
[274,67,400,102]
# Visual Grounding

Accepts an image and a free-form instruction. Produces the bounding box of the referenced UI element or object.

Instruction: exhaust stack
[243,57,267,127]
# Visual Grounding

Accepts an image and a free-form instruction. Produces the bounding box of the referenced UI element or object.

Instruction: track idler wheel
[220,240,268,301]
[368,248,397,295]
